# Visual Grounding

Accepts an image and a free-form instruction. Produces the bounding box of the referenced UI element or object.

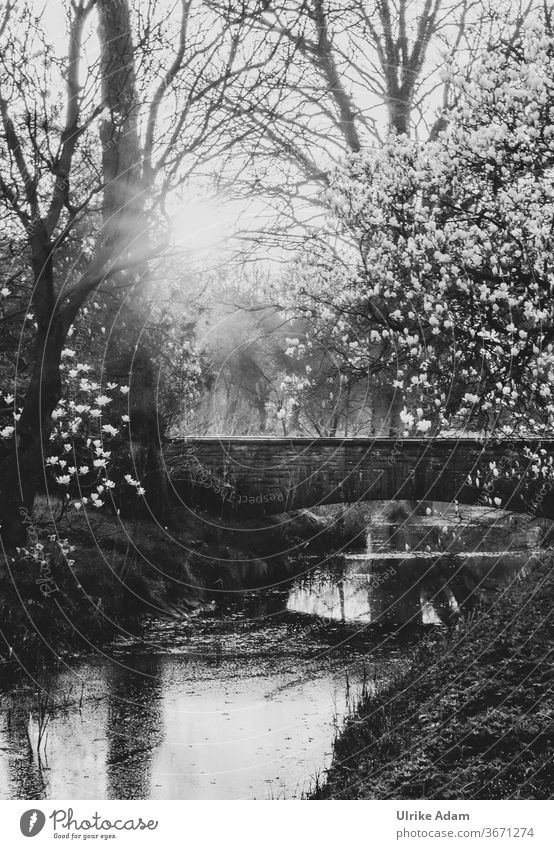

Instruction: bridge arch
[167,437,554,520]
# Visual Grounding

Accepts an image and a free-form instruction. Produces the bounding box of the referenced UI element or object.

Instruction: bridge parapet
[165,437,554,518]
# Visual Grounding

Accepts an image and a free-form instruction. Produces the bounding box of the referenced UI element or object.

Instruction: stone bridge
[166,437,554,518]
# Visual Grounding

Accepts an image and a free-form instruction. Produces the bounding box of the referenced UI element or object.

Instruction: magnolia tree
[207,0,538,436]
[290,19,554,439]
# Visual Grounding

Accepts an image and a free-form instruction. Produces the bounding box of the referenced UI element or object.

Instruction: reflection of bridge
[167,437,554,518]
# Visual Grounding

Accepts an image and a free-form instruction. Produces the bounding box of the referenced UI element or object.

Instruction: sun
[169,197,234,252]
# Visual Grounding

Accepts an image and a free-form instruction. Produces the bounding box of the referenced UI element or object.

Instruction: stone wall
[166,437,554,518]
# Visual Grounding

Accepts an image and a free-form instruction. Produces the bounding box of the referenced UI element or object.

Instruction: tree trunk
[388,94,411,136]
[97,0,142,236]
[97,0,171,520]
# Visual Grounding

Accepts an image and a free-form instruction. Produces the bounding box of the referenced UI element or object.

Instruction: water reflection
[0,652,378,800]
[105,659,165,799]
[0,506,543,800]
[0,689,50,799]
[287,551,536,627]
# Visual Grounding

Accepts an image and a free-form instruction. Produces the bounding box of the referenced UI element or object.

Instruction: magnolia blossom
[417,420,432,433]
[291,22,554,439]
[102,424,119,436]
[400,409,414,427]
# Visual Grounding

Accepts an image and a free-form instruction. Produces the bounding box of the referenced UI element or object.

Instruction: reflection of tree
[420,557,494,624]
[367,560,422,626]
[1,689,52,799]
[365,554,494,626]
[421,568,459,626]
[337,578,346,622]
[104,659,164,800]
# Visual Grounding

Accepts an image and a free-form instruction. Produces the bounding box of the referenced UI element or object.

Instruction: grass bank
[313,552,554,800]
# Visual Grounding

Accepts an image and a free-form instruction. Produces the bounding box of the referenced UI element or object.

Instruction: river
[0,505,544,799]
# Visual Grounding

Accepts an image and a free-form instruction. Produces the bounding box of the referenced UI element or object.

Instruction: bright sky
[22,0,539,266]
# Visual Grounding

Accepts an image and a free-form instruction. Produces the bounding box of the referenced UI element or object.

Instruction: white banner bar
[1,800,552,848]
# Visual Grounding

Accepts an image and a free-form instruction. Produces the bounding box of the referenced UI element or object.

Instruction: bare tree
[202,0,539,243]
[0,0,275,544]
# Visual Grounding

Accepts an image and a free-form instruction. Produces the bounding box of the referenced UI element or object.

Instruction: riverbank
[313,550,554,800]
[0,499,358,668]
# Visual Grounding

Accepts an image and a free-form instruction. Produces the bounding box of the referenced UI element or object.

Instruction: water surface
[0,507,542,799]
